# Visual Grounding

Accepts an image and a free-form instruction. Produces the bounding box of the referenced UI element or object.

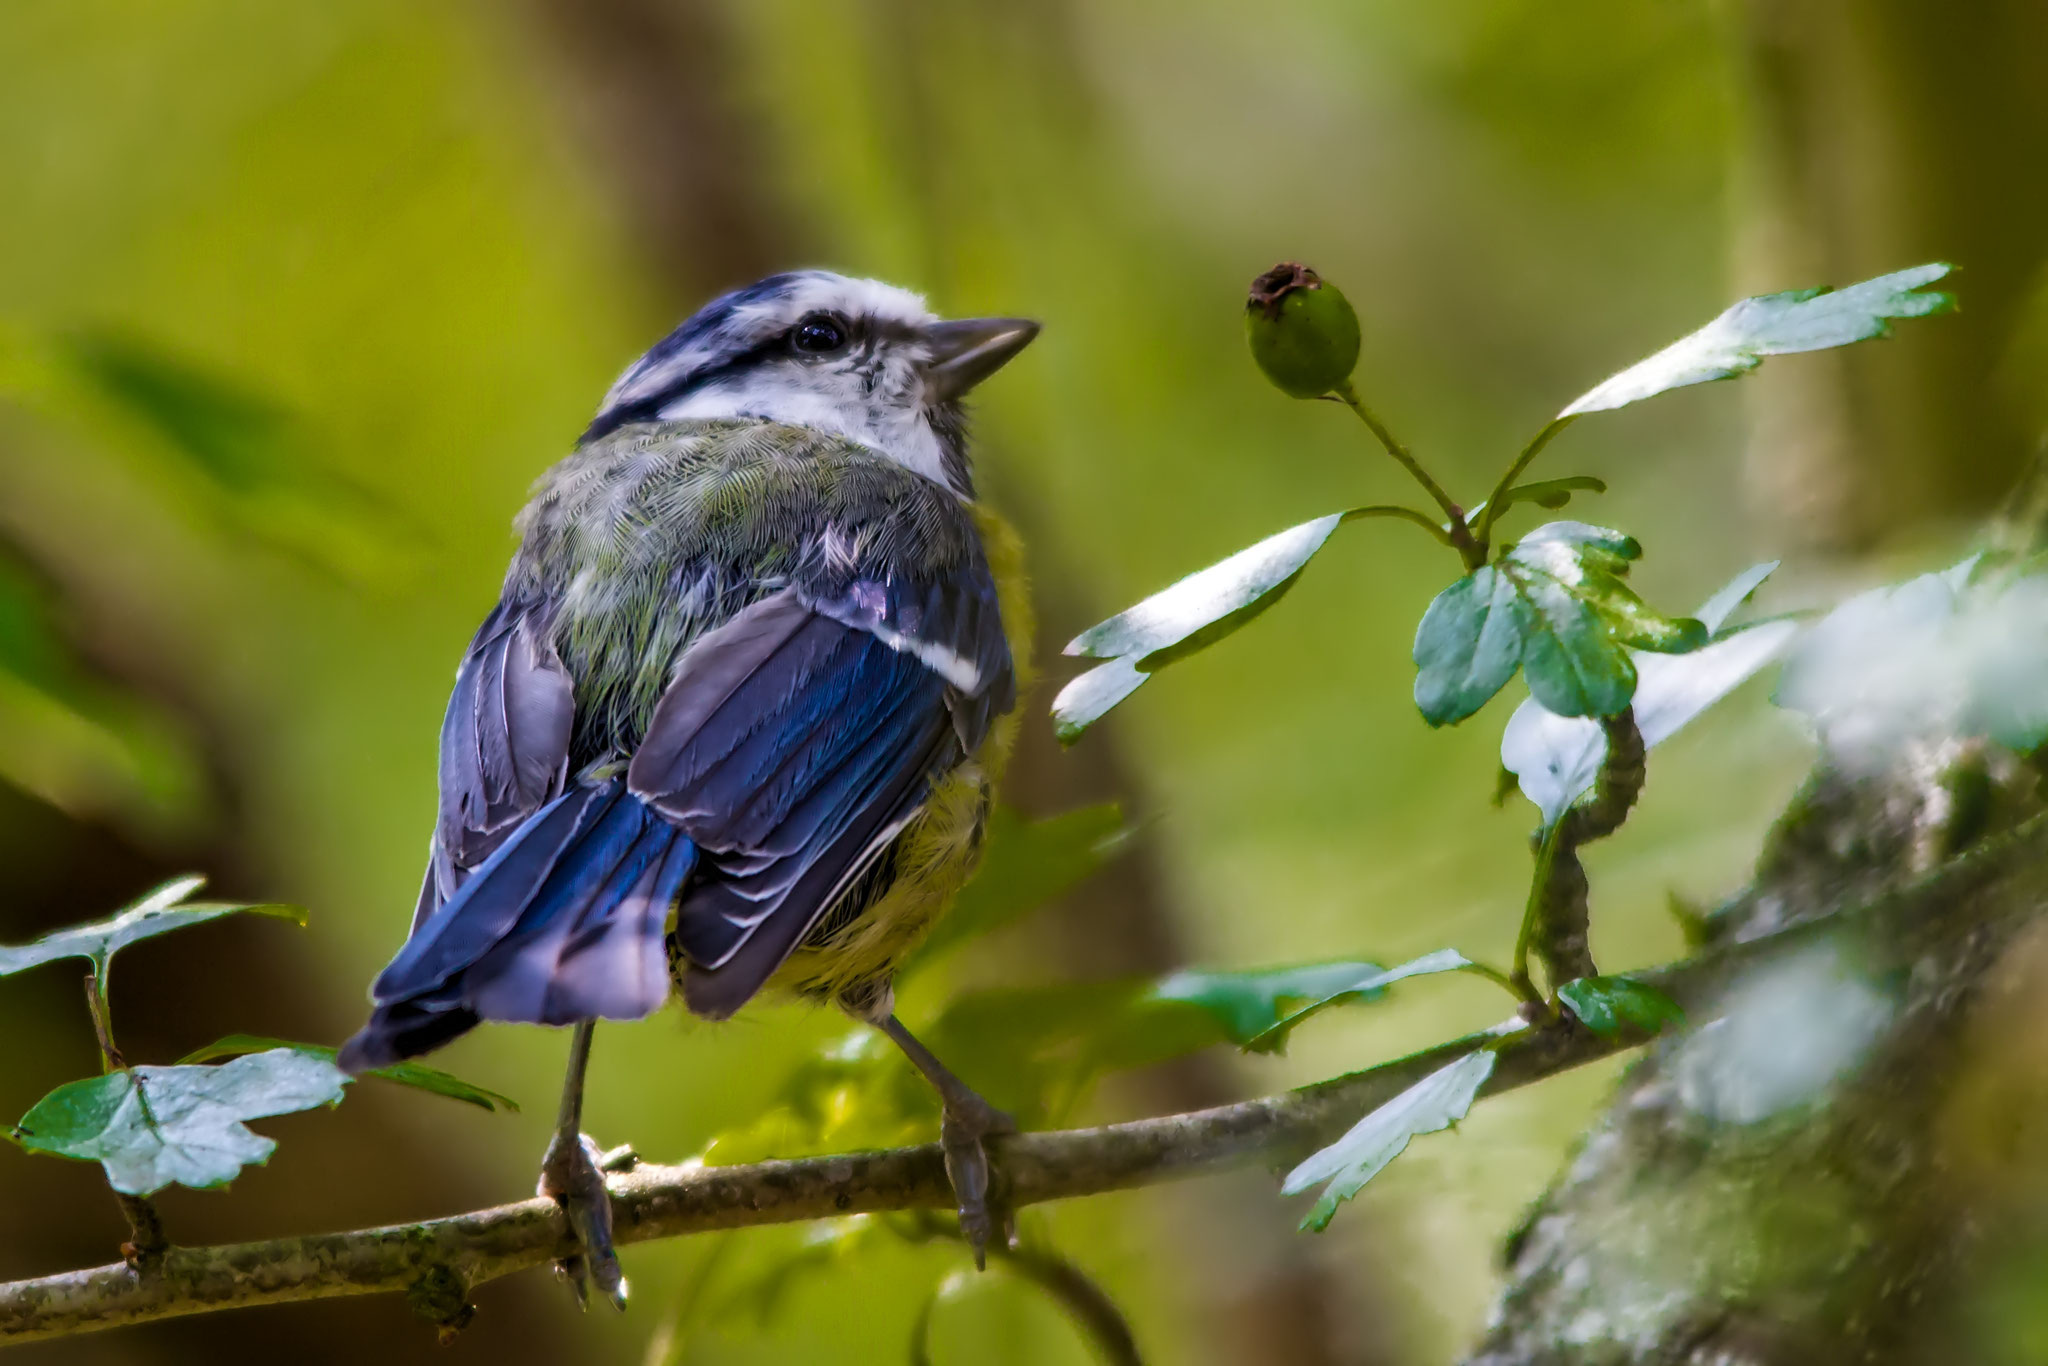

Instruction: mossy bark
[1470,737,2048,1364]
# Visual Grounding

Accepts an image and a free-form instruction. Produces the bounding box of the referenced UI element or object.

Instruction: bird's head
[584,271,1038,498]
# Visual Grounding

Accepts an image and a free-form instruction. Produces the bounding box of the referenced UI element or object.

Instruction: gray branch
[4,814,2041,1347]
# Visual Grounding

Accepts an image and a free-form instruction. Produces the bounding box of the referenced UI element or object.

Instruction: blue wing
[413,602,574,931]
[341,549,1012,1069]
[629,584,993,1018]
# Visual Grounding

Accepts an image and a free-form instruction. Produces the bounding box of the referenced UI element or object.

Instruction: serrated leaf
[1561,264,1955,418]
[0,876,304,982]
[1246,949,1478,1052]
[1150,961,1387,1047]
[1557,976,1685,1038]
[175,1035,518,1113]
[1282,1049,1496,1231]
[1503,563,1795,823]
[1053,513,1349,741]
[12,1049,348,1194]
[1415,523,1703,726]
[905,805,1132,974]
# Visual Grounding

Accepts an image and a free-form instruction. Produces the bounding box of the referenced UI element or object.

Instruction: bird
[336,270,1038,1309]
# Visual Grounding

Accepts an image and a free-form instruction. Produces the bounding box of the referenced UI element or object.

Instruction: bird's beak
[924,317,1040,402]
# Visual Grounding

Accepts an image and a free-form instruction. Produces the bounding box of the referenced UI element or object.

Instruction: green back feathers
[507,420,985,768]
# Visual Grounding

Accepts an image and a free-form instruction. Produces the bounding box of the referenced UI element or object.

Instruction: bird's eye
[792,314,848,354]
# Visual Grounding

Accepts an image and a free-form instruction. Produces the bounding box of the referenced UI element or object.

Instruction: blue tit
[337,272,1038,1305]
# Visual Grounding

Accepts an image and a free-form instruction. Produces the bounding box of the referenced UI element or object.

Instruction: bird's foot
[537,1131,628,1311]
[939,1094,1016,1270]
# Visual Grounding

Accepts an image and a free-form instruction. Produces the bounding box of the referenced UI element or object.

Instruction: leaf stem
[81,970,123,1073]
[1332,382,1482,569]
[1474,417,1576,548]
[81,971,167,1267]
[1510,821,1567,1005]
[1463,959,1537,1005]
[1340,504,1457,547]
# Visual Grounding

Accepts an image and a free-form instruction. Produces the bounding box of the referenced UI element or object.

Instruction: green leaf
[1413,565,1532,726]
[1490,475,1607,515]
[1414,523,1704,726]
[12,1049,348,1194]
[0,552,206,827]
[1502,563,1793,823]
[1557,976,1685,1038]
[54,330,413,585]
[904,805,1132,975]
[924,980,1221,1123]
[722,960,1401,1152]
[1054,513,1346,741]
[0,876,304,983]
[1282,1049,1497,1231]
[1561,264,1954,418]
[175,1035,518,1113]
[700,1033,931,1164]
[1245,949,1479,1053]
[1150,961,1386,1048]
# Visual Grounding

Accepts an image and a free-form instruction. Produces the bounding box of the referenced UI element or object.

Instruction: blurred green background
[0,1,2041,1362]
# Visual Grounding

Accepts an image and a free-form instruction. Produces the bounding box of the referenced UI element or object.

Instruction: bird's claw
[939,1097,1016,1270]
[537,1131,628,1311]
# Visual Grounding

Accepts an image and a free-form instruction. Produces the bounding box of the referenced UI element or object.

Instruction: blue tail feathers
[338,778,694,1073]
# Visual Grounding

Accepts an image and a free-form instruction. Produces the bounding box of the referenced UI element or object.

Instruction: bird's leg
[536,1019,627,1310]
[877,1013,1015,1269]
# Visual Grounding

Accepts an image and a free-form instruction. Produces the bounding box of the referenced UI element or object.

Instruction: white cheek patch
[658,372,954,491]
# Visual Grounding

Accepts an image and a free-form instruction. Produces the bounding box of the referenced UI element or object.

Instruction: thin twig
[3,815,2041,1347]
[1331,383,1480,567]
[1472,417,1575,550]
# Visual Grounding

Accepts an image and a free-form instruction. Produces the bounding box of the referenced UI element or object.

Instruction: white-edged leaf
[1054,513,1352,741]
[1283,1049,1496,1231]
[1502,564,1795,824]
[1561,265,1954,418]
[1695,560,1780,632]
[175,1035,520,1113]
[1066,514,1345,660]
[1050,657,1148,744]
[1247,949,1478,1052]
[0,876,304,981]
[1151,960,1388,1048]
[12,1049,349,1194]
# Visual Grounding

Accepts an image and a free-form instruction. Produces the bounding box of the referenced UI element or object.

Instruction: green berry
[1245,262,1361,399]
